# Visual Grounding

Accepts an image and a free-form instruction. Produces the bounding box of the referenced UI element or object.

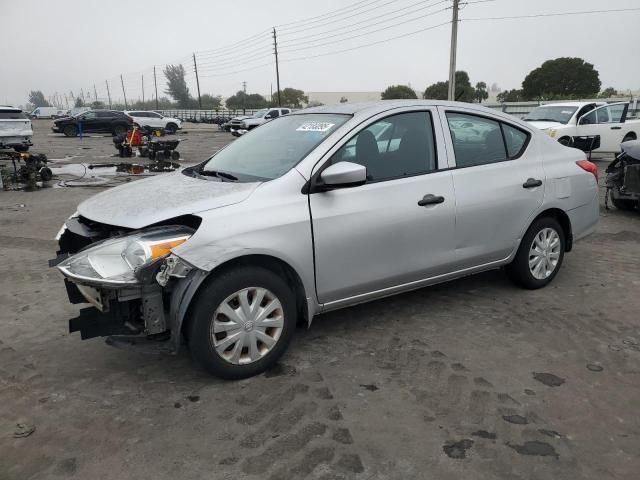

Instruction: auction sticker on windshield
[296,122,335,132]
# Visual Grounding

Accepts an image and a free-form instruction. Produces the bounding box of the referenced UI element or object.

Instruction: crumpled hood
[527,121,563,130]
[77,170,260,229]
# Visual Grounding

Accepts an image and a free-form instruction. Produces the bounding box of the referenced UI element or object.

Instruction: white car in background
[525,101,639,153]
[125,111,182,134]
[0,106,33,152]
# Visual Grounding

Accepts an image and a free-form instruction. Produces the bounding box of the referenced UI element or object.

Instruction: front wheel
[63,125,78,137]
[506,216,565,289]
[187,266,296,379]
[165,123,177,134]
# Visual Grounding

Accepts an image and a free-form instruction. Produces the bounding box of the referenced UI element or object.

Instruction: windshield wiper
[199,169,238,181]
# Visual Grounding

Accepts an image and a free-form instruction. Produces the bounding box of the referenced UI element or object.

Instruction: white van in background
[30,106,67,119]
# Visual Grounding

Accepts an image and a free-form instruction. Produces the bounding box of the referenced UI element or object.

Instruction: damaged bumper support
[51,225,204,352]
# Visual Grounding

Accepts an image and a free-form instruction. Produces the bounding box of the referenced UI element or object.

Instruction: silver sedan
[52,100,600,379]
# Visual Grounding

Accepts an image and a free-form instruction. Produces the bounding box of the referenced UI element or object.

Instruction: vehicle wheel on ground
[165,123,177,134]
[113,124,128,136]
[558,136,572,147]
[148,151,156,160]
[611,196,637,211]
[39,167,53,182]
[63,125,78,137]
[506,216,565,289]
[155,151,165,162]
[171,150,180,161]
[13,145,29,152]
[187,266,296,379]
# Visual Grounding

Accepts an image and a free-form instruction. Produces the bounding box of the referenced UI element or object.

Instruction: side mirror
[317,162,367,191]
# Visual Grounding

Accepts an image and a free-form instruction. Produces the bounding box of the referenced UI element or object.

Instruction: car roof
[536,101,606,108]
[297,100,530,126]
[0,106,21,111]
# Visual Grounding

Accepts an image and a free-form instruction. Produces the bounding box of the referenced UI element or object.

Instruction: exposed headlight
[57,226,193,285]
[548,129,557,138]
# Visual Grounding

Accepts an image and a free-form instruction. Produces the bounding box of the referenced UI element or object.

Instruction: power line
[282,20,451,63]
[462,7,640,22]
[194,30,272,58]
[278,0,447,46]
[279,6,449,54]
[195,48,273,69]
[276,0,384,29]
[279,0,402,36]
[197,61,274,78]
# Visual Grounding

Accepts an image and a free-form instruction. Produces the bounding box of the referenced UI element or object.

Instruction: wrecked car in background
[0,106,33,152]
[605,139,640,211]
[51,100,599,379]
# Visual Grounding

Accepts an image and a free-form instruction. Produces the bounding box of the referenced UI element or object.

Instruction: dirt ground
[1,120,639,479]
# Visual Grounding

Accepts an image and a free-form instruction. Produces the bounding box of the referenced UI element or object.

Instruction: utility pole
[120,74,128,109]
[447,0,460,101]
[272,27,282,107]
[142,74,145,104]
[105,80,112,109]
[153,66,159,109]
[93,84,98,104]
[80,88,86,104]
[193,53,202,109]
[242,81,247,114]
[64,93,69,108]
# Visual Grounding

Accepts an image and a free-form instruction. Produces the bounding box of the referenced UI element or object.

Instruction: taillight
[576,160,598,182]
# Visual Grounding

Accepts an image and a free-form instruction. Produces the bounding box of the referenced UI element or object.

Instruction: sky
[1,0,639,107]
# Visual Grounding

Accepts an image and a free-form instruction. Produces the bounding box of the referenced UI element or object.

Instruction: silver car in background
[52,100,599,379]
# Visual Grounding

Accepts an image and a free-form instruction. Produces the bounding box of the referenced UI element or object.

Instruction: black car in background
[52,110,133,137]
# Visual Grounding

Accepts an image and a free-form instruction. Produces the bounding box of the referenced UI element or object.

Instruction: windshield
[253,109,268,118]
[524,106,578,124]
[203,113,350,180]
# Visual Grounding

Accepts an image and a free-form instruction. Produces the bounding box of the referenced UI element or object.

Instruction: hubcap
[528,228,561,280]
[211,287,284,365]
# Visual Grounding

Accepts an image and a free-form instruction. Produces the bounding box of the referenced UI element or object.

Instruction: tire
[171,150,180,161]
[558,136,572,147]
[155,151,165,162]
[13,145,29,152]
[63,125,78,137]
[39,167,53,182]
[113,124,128,136]
[187,266,296,379]
[165,123,177,134]
[148,151,156,160]
[506,216,565,290]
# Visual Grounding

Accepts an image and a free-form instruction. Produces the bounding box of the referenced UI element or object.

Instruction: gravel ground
[0,120,639,479]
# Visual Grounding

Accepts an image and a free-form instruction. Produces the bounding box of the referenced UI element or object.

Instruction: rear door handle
[522,178,543,189]
[418,194,445,206]
[611,126,622,130]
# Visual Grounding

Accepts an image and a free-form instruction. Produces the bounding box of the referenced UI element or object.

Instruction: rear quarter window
[502,124,529,158]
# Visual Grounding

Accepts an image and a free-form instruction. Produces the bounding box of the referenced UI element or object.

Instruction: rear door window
[446,113,507,167]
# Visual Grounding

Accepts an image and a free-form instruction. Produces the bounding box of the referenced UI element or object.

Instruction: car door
[78,111,99,132]
[576,102,629,151]
[147,112,163,128]
[309,108,456,305]
[439,107,544,270]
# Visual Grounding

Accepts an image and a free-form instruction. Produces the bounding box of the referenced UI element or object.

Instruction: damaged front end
[50,215,205,352]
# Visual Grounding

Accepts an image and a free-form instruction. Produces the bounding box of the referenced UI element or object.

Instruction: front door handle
[418,194,445,206]
[611,126,622,130]
[523,178,543,189]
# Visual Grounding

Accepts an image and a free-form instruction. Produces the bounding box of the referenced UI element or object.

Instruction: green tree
[423,71,475,102]
[599,87,620,98]
[200,94,223,109]
[274,88,308,108]
[306,100,324,107]
[522,57,601,100]
[381,85,417,100]
[163,64,193,107]
[28,90,50,107]
[496,89,525,102]
[474,82,489,103]
[225,91,268,110]
[74,97,84,108]
[90,101,105,109]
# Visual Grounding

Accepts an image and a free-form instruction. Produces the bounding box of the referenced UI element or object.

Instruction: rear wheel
[63,125,78,137]
[611,196,637,211]
[165,123,177,134]
[506,216,565,289]
[188,266,296,379]
[171,150,180,160]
